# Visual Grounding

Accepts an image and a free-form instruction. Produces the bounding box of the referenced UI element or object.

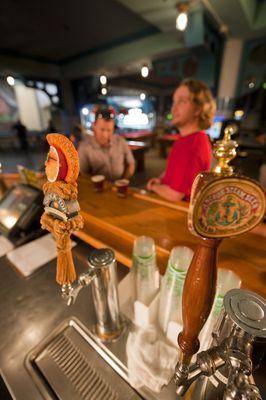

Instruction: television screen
[0,185,39,230]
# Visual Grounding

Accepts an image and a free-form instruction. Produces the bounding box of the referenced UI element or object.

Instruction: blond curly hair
[180,79,216,130]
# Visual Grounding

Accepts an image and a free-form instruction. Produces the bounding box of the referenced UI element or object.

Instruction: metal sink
[24,240,176,400]
[25,318,139,400]
[25,317,177,400]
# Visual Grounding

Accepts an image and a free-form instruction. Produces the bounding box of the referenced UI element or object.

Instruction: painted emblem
[192,177,265,238]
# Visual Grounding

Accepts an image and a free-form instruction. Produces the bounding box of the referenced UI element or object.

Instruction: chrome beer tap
[62,248,122,341]
[175,289,265,400]
[61,269,96,306]
[224,372,262,400]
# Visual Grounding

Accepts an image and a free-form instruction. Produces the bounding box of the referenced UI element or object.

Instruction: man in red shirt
[147,79,216,202]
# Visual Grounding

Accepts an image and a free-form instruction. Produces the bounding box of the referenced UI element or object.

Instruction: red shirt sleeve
[162,132,211,200]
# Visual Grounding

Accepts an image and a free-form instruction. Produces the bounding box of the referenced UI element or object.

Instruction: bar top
[76,176,266,298]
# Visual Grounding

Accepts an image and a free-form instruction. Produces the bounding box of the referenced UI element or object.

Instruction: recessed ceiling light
[141,65,149,78]
[6,76,15,86]
[176,2,189,31]
[100,75,107,85]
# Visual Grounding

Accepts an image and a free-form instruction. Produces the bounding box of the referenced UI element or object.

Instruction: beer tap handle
[176,123,265,370]
[178,238,221,364]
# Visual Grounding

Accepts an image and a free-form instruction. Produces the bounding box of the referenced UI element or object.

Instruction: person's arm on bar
[147,173,164,190]
[123,139,135,179]
[123,162,135,179]
[149,182,185,202]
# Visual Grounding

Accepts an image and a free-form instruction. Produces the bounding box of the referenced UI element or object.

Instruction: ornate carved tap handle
[40,134,84,285]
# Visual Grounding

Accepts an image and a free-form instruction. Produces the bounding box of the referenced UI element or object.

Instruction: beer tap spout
[61,270,96,306]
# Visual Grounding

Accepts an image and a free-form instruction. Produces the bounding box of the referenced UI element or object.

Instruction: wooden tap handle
[178,238,221,358]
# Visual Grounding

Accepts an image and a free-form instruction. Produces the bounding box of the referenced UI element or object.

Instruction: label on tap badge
[192,177,265,238]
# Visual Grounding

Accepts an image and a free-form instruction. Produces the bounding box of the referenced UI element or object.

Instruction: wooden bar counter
[76,176,266,298]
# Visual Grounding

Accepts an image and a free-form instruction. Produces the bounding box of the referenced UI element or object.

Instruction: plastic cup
[133,236,155,258]
[199,268,241,351]
[91,175,105,192]
[216,269,241,296]
[115,179,129,198]
[168,246,194,271]
[133,236,159,305]
[158,246,194,333]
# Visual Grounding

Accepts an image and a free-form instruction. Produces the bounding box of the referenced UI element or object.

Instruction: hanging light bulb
[141,65,149,78]
[100,75,107,85]
[140,93,146,101]
[176,12,188,31]
[101,87,107,95]
[176,2,189,31]
[6,76,15,86]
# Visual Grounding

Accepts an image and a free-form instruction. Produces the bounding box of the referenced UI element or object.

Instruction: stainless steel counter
[1,238,265,400]
[0,239,130,400]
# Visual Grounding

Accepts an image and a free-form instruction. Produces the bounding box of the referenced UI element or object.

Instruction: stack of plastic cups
[158,246,194,334]
[199,268,241,351]
[133,236,159,306]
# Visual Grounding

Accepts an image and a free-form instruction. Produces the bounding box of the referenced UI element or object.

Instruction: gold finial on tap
[212,124,238,176]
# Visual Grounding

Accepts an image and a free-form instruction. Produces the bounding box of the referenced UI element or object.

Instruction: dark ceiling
[110,71,182,91]
[0,0,159,64]
[1,0,265,84]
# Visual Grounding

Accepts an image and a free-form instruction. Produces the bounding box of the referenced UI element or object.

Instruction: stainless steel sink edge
[63,318,160,400]
[24,317,136,399]
[69,318,130,382]
[24,316,168,400]
[24,318,74,400]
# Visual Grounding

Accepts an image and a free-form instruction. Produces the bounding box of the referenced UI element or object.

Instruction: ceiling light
[140,93,146,101]
[6,76,15,86]
[100,75,107,85]
[82,107,89,116]
[141,65,149,78]
[101,87,107,95]
[234,110,244,119]
[176,12,188,31]
[176,2,189,31]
